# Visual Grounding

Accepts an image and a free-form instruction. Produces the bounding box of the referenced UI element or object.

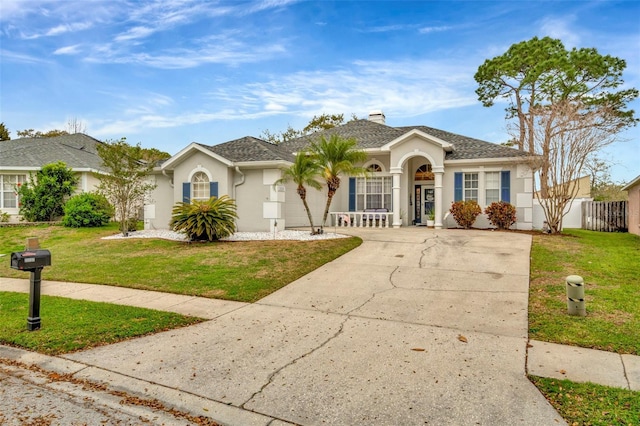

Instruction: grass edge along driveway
[0,224,362,303]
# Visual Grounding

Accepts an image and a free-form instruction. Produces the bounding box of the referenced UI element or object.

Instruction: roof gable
[0,133,104,171]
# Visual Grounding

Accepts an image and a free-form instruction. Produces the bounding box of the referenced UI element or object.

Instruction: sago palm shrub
[170,196,238,241]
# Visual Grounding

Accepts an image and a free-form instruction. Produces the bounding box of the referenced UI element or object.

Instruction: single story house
[0,134,105,221]
[1,112,537,231]
[622,175,640,236]
[150,111,536,231]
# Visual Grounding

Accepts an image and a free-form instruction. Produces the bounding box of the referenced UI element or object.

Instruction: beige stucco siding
[627,181,640,236]
[171,152,231,205]
[235,169,272,232]
[145,172,174,230]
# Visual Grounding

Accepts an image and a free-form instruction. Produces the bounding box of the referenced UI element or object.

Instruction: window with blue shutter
[182,182,190,203]
[501,171,510,203]
[454,172,462,201]
[348,178,356,211]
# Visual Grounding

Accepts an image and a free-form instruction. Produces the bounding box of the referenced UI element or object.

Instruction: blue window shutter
[210,181,218,198]
[182,182,190,203]
[454,173,462,201]
[348,178,356,211]
[501,171,511,203]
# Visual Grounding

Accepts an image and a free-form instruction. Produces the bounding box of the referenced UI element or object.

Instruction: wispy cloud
[419,25,453,34]
[538,16,580,47]
[0,49,50,63]
[53,44,82,55]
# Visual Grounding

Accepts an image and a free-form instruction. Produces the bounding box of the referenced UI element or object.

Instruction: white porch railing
[330,211,391,228]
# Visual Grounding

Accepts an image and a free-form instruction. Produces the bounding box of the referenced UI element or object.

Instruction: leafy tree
[95,138,157,236]
[17,129,69,138]
[275,151,323,234]
[0,122,10,140]
[141,147,171,162]
[475,36,638,197]
[530,101,622,233]
[63,192,113,227]
[170,196,238,241]
[17,162,78,221]
[310,134,368,229]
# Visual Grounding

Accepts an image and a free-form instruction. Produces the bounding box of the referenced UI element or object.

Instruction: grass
[529,229,640,425]
[529,376,639,426]
[529,229,640,355]
[0,291,203,355]
[0,223,362,303]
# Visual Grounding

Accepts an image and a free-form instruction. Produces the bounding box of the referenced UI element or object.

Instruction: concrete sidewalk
[1,228,637,425]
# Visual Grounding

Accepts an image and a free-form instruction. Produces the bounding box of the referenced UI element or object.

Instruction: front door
[420,185,436,224]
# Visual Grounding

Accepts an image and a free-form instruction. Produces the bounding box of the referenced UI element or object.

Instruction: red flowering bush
[484,201,517,230]
[449,200,482,229]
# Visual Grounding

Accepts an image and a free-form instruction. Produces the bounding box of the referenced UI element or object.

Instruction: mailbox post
[10,245,51,331]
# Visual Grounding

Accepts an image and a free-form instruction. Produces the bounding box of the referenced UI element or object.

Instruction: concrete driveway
[64,228,564,425]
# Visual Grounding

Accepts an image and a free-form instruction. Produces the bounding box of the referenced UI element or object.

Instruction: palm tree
[310,134,368,229]
[275,151,323,234]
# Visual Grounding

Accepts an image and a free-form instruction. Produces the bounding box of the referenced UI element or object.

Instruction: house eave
[381,129,454,152]
[444,156,534,165]
[622,175,640,191]
[161,142,233,170]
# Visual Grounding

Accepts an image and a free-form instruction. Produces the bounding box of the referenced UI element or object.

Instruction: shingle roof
[279,119,529,161]
[0,133,105,170]
[280,119,406,152]
[199,136,295,163]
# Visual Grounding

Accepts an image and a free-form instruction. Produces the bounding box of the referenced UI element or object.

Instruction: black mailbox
[11,250,52,271]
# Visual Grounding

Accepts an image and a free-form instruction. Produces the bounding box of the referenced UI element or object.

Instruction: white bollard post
[566,275,586,317]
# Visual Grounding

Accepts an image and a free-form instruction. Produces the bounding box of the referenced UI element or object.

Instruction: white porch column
[391,167,402,228]
[434,168,444,229]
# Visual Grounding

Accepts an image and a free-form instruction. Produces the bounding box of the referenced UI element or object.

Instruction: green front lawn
[0,223,362,303]
[0,292,203,355]
[529,376,639,426]
[529,229,640,424]
[529,229,640,355]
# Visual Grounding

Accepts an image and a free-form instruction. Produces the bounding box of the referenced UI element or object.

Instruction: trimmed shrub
[449,200,482,229]
[484,201,517,230]
[170,196,238,241]
[63,193,113,227]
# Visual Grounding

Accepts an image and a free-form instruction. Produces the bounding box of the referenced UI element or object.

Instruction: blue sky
[1,0,638,183]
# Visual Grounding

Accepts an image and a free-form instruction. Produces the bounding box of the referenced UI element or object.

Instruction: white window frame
[463,172,478,202]
[191,172,210,200]
[485,171,501,205]
[1,174,26,209]
[356,176,392,210]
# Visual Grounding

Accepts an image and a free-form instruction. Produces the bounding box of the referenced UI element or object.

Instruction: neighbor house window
[1,174,26,209]
[464,173,478,201]
[191,172,210,200]
[355,176,392,210]
[485,172,500,204]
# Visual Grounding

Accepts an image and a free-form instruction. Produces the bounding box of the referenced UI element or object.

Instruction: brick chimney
[368,110,385,124]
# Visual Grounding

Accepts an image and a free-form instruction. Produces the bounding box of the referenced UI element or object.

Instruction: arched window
[367,164,383,172]
[415,164,434,181]
[191,172,210,200]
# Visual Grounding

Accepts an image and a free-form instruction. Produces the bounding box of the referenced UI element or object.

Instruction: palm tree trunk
[321,190,335,229]
[301,196,316,234]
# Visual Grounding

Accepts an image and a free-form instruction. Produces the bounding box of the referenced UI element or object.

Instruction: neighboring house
[622,175,640,236]
[0,134,105,221]
[152,112,536,232]
[534,175,591,199]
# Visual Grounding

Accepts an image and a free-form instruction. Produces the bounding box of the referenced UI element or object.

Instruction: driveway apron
[64,228,565,425]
